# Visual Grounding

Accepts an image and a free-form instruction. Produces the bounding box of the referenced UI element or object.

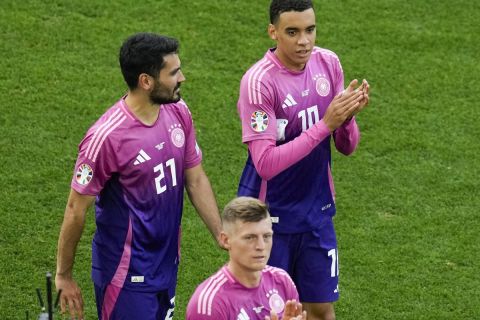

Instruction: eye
[287,30,296,37]
[306,27,316,34]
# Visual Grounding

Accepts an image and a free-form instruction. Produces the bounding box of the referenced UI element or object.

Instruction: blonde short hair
[222,197,270,224]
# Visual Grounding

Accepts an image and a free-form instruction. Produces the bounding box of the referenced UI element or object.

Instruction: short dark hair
[222,197,270,224]
[269,0,314,24]
[119,32,179,90]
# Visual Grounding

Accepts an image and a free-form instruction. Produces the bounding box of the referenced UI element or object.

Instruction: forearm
[56,208,86,277]
[249,120,331,180]
[56,190,92,278]
[186,170,221,242]
[333,117,360,155]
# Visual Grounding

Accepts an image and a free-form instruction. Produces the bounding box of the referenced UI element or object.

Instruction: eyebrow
[285,24,316,31]
[169,67,181,76]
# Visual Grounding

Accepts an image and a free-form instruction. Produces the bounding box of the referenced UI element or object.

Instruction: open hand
[55,274,84,319]
[322,79,365,131]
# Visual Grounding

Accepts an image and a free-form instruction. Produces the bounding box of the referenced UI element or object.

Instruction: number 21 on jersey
[154,158,177,194]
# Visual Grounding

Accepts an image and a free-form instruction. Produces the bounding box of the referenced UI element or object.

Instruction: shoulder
[188,269,231,318]
[263,265,296,288]
[241,54,279,88]
[311,47,342,69]
[85,101,130,138]
[311,46,340,61]
[163,99,193,122]
[80,101,129,158]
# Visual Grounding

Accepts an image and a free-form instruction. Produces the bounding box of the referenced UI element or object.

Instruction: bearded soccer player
[236,1,370,319]
[187,197,306,320]
[55,33,222,320]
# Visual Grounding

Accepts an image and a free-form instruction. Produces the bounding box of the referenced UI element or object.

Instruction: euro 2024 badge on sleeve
[76,163,93,185]
[251,111,269,132]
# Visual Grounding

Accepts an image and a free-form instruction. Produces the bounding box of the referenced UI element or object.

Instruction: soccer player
[186,197,307,320]
[236,1,370,320]
[55,33,222,320]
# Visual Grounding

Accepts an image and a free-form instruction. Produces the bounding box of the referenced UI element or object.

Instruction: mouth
[296,49,311,56]
[253,256,266,262]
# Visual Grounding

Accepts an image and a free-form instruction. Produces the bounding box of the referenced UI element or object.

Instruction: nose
[298,32,309,46]
[256,237,266,250]
[178,70,186,82]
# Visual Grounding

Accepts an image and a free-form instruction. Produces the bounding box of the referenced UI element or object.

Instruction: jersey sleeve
[70,126,118,196]
[186,288,229,320]
[333,117,360,155]
[274,268,299,301]
[178,100,202,169]
[332,52,344,96]
[248,120,331,180]
[284,273,299,301]
[237,68,277,143]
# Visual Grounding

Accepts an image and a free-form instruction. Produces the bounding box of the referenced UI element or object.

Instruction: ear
[138,73,153,91]
[268,24,277,41]
[220,231,231,250]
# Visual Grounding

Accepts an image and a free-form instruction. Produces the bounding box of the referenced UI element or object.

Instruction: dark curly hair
[269,0,314,24]
[119,32,179,90]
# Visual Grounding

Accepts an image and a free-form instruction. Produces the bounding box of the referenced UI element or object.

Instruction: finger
[339,90,363,112]
[284,300,295,316]
[67,298,78,319]
[345,101,360,118]
[268,310,278,320]
[356,94,369,112]
[338,88,363,105]
[332,91,344,101]
[60,295,67,315]
[296,302,303,315]
[346,79,359,92]
[78,292,84,317]
[363,80,369,95]
[363,94,369,106]
[73,297,84,319]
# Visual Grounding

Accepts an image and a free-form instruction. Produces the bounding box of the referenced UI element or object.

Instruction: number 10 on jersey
[298,105,320,131]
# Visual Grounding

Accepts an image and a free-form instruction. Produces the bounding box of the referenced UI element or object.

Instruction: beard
[149,80,181,105]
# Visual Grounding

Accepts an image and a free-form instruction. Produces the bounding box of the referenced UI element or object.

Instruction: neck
[124,91,159,126]
[227,262,262,288]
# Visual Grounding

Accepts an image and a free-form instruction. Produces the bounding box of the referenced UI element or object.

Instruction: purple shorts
[94,283,175,320]
[268,218,339,303]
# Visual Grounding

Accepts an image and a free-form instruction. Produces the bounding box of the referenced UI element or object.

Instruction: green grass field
[1,0,479,319]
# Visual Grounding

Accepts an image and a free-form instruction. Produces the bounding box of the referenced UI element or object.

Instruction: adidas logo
[133,149,151,166]
[237,308,250,320]
[253,306,264,314]
[282,94,297,109]
[155,142,165,150]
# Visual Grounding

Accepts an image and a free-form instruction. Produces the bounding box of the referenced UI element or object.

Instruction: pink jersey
[238,47,344,143]
[71,97,201,291]
[186,265,299,320]
[237,47,359,233]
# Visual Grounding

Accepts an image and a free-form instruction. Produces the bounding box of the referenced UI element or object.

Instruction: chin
[251,261,267,271]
